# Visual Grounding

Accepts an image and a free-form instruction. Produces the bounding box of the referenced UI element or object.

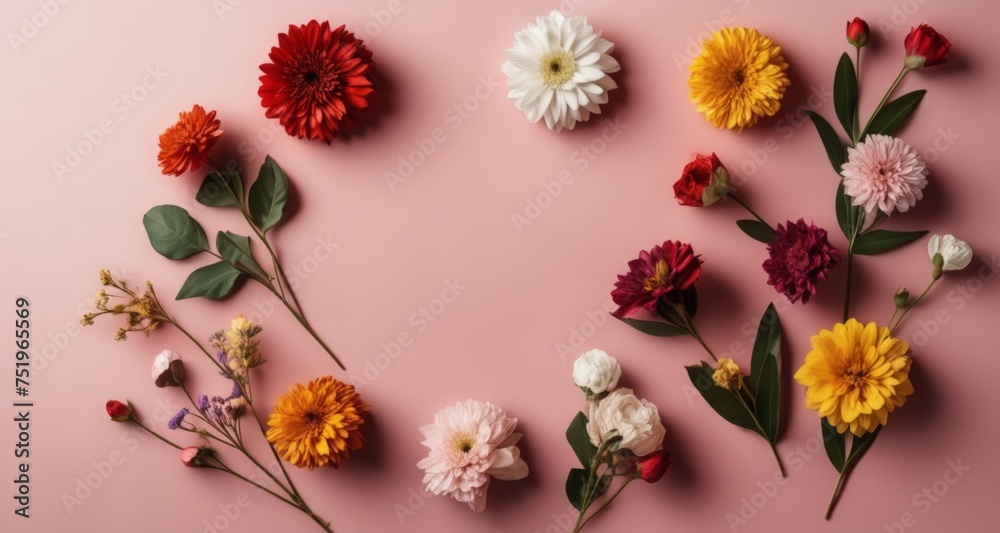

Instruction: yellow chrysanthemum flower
[794,319,914,436]
[266,376,369,470]
[688,27,790,131]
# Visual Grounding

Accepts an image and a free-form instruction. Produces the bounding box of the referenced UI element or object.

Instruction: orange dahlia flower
[156,105,223,176]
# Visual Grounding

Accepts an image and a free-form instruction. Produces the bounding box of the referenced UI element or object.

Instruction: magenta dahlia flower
[611,241,702,318]
[762,220,839,304]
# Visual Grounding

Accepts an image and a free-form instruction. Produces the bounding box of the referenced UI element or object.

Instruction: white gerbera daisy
[841,134,929,216]
[501,10,620,132]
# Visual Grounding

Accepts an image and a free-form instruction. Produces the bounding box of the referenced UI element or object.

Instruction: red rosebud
[106,400,132,422]
[674,153,729,207]
[904,24,951,70]
[637,450,670,483]
[846,18,869,48]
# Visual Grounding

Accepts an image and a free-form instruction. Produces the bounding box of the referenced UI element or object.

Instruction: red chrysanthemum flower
[611,241,703,318]
[157,105,222,176]
[259,20,376,143]
[762,219,840,304]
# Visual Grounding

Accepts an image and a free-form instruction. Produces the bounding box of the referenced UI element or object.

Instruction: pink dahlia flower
[416,400,528,512]
[841,134,928,217]
[611,241,702,319]
[763,219,839,304]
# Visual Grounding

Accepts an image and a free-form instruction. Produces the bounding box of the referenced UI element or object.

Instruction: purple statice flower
[167,408,190,430]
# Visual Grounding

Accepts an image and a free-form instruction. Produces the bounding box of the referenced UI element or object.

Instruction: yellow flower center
[840,349,871,392]
[539,50,576,87]
[732,67,746,87]
[642,260,671,292]
[454,434,476,454]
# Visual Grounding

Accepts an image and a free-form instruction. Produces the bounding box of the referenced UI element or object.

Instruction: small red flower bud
[106,400,132,422]
[846,18,870,48]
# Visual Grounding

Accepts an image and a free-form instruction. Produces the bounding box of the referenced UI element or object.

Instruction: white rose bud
[587,388,666,457]
[152,349,184,387]
[573,349,622,395]
[928,234,972,277]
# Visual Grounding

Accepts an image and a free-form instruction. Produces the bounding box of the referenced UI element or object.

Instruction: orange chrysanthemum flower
[266,376,369,470]
[258,20,376,143]
[156,105,223,176]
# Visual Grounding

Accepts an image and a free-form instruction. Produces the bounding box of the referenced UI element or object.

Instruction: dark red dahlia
[611,241,702,318]
[259,20,376,143]
[762,219,839,304]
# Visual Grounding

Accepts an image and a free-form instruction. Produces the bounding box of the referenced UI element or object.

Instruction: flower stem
[733,392,786,477]
[890,278,938,334]
[852,47,861,145]
[574,476,638,532]
[842,249,854,322]
[687,324,719,362]
[729,193,775,233]
[859,67,909,140]
[131,419,183,450]
[263,283,346,370]
[825,468,849,520]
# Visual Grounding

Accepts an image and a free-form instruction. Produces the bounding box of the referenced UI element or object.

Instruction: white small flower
[151,349,184,387]
[928,234,972,271]
[501,10,620,131]
[573,349,622,395]
[587,388,665,457]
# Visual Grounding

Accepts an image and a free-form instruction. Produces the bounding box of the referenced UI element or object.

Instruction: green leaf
[175,261,242,300]
[216,231,267,279]
[820,419,846,472]
[566,468,589,511]
[248,155,289,233]
[196,171,244,208]
[833,53,858,141]
[749,304,781,442]
[736,219,776,244]
[685,363,763,436]
[853,229,929,255]
[835,180,864,240]
[864,90,926,139]
[846,427,881,465]
[615,316,688,337]
[566,412,597,468]
[143,205,209,260]
[807,111,847,173]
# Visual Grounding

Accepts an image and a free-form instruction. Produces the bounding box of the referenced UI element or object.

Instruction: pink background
[3,0,999,532]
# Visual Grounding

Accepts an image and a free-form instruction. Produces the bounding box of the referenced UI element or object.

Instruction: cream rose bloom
[928,234,972,271]
[587,388,665,457]
[573,349,622,395]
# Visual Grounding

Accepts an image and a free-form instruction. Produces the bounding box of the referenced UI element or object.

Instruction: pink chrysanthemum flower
[763,219,840,304]
[417,400,529,512]
[841,134,928,217]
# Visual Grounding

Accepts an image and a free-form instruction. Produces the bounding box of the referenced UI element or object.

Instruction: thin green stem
[852,47,861,144]
[825,468,849,520]
[729,193,775,233]
[891,278,937,334]
[859,67,909,139]
[574,476,639,533]
[687,323,719,362]
[262,283,345,370]
[205,463,298,508]
[733,392,786,477]
[132,419,183,450]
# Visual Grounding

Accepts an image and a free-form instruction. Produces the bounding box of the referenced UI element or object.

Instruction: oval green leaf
[566,468,589,511]
[176,261,242,300]
[616,316,688,337]
[196,171,244,208]
[863,90,926,139]
[749,304,781,443]
[248,155,289,233]
[834,52,858,141]
[216,231,267,279]
[853,229,928,255]
[143,205,209,260]
[685,363,762,435]
[736,219,776,244]
[807,111,847,173]
[566,412,596,468]
[820,418,846,472]
[835,180,864,240]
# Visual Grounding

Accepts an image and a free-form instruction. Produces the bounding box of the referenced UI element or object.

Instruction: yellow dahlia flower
[794,319,913,436]
[688,27,790,131]
[266,376,369,470]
